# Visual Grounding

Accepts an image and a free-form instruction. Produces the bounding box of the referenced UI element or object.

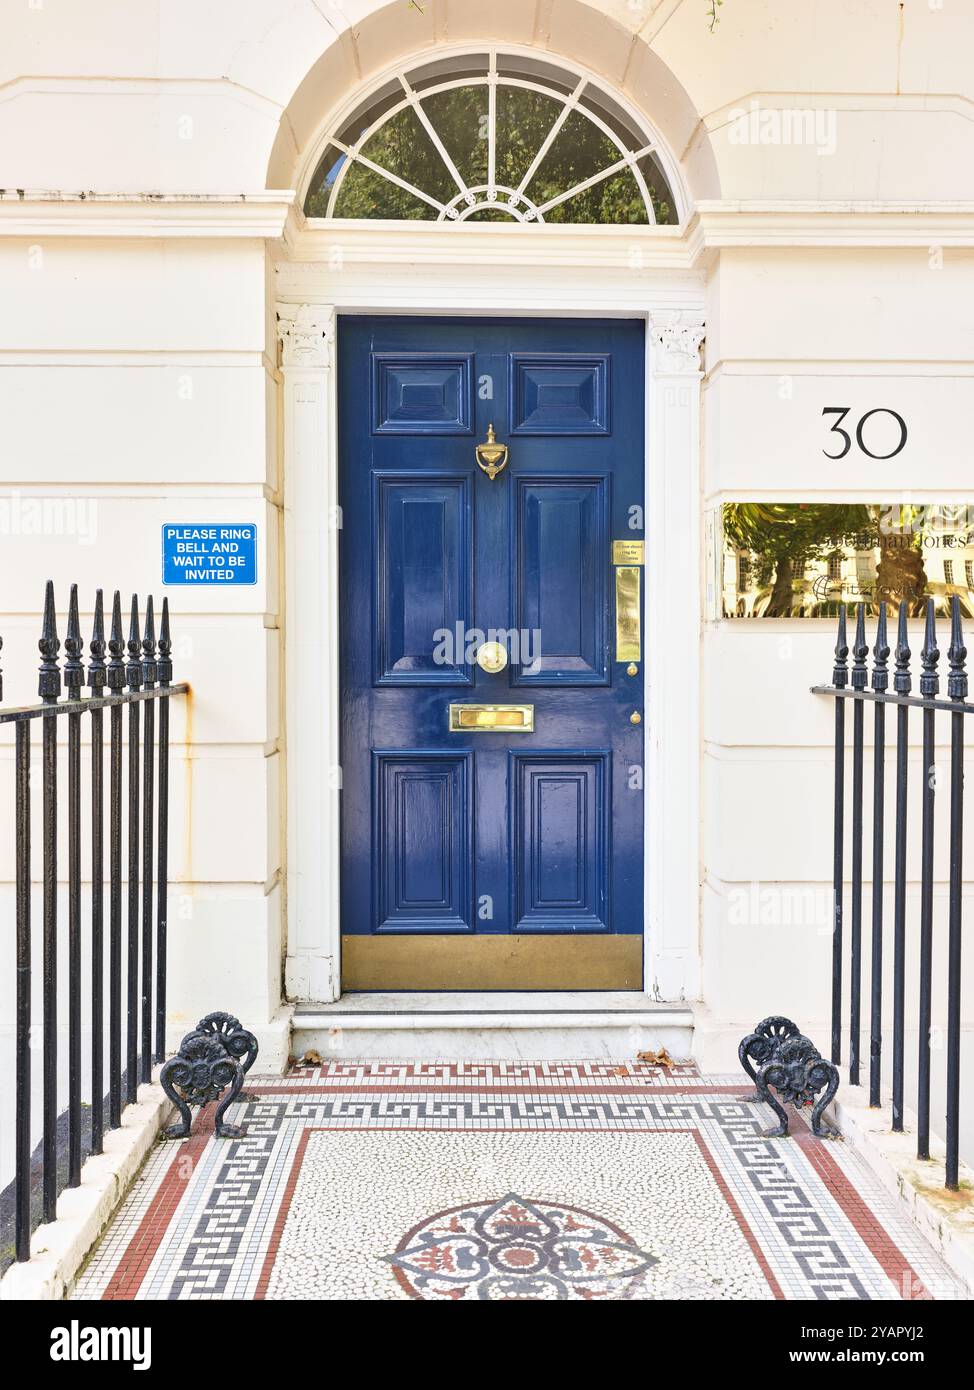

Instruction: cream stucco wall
[701,241,974,1134]
[4,0,973,199]
[1,2,973,1132]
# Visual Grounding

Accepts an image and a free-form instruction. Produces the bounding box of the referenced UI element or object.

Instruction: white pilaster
[646,311,706,1002]
[279,303,341,1003]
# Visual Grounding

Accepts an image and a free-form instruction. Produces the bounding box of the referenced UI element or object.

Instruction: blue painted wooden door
[339,317,644,990]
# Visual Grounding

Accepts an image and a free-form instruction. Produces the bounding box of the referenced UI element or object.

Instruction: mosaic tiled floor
[71,1062,964,1301]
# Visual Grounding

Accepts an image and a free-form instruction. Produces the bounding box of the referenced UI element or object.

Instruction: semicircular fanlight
[303,51,679,226]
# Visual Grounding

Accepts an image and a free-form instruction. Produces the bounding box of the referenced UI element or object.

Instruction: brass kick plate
[612,539,644,565]
[449,703,534,732]
[615,566,641,663]
[342,933,643,990]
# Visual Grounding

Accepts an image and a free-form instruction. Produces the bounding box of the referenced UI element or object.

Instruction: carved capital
[649,312,705,376]
[277,303,335,370]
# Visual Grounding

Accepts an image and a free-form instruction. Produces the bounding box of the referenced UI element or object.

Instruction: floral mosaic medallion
[384,1193,658,1300]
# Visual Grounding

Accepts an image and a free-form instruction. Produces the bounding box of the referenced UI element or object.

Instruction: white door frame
[276,239,704,1004]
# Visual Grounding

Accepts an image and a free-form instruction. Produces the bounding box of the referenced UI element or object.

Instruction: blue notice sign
[162,523,257,586]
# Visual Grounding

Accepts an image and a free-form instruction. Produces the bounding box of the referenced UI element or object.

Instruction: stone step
[291,992,694,1062]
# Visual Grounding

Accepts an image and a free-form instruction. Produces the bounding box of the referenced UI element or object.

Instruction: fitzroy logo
[50,1322,151,1371]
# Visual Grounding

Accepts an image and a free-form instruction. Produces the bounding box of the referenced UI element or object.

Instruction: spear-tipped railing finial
[947,594,968,702]
[38,579,61,704]
[851,602,868,691]
[107,590,126,693]
[872,602,889,693]
[157,597,173,687]
[126,594,142,692]
[832,607,848,688]
[141,595,158,689]
[920,598,940,698]
[893,601,911,695]
[63,583,85,699]
[88,589,107,694]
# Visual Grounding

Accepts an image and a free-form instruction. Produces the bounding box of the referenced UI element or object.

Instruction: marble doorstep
[292,992,694,1061]
[295,990,681,1014]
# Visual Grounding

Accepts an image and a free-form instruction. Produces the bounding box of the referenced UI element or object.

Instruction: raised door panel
[373,472,473,686]
[373,752,473,932]
[512,476,609,685]
[511,753,610,932]
[372,353,474,434]
[509,354,610,435]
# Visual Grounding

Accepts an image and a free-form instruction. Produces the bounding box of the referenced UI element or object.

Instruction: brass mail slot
[449,703,534,732]
[616,565,641,663]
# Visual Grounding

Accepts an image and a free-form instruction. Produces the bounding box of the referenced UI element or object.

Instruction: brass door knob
[476,640,508,674]
[630,711,642,725]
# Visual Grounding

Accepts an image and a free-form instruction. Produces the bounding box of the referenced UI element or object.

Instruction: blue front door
[339,317,644,990]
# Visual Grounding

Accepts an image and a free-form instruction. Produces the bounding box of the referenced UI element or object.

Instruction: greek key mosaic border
[73,1084,962,1302]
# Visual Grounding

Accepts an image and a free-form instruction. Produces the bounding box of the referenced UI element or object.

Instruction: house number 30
[822,407,908,460]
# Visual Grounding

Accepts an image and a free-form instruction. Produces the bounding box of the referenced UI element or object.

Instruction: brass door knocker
[475,423,509,481]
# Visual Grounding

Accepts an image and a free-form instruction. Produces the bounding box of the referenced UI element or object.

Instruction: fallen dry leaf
[636,1047,674,1069]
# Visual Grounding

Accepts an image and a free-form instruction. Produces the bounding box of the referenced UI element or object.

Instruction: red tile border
[101,1111,214,1301]
[289,1063,700,1078]
[248,1083,748,1098]
[791,1123,933,1301]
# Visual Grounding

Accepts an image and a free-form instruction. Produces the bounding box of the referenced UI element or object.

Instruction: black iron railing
[813,596,970,1189]
[2,581,187,1263]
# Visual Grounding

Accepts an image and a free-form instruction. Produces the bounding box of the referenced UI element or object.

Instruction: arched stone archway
[265,0,718,206]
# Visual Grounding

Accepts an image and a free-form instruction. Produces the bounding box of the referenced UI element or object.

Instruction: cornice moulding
[3,194,973,251]
[287,203,974,268]
[286,218,690,269]
[692,201,974,248]
[0,190,294,237]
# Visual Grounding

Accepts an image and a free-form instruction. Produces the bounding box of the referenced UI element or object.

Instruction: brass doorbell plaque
[612,540,644,565]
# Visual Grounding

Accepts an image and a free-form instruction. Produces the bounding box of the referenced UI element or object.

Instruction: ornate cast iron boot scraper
[738,1016,840,1139]
[160,1012,259,1139]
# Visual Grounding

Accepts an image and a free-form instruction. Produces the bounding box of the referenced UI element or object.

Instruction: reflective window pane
[495,85,565,193]
[543,168,648,226]
[636,151,678,226]
[332,161,438,220]
[524,107,621,211]
[359,106,457,207]
[408,54,490,92]
[335,78,404,147]
[420,86,489,189]
[463,206,520,222]
[305,144,347,218]
[495,53,578,96]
